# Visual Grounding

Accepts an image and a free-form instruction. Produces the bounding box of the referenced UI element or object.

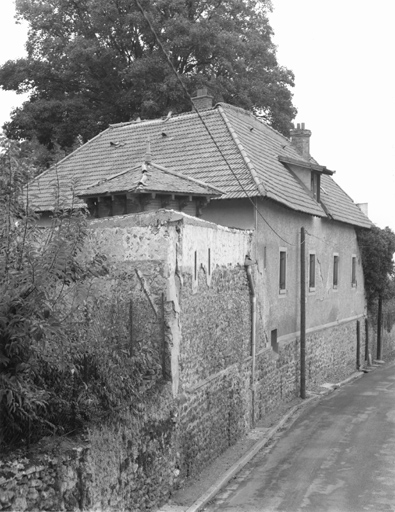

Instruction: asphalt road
[205,363,395,512]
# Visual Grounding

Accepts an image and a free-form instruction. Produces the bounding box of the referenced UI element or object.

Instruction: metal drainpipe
[245,256,256,427]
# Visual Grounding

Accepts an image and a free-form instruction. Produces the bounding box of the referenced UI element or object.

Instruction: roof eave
[278,155,334,175]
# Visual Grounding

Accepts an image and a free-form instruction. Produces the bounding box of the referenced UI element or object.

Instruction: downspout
[245,256,256,427]
[300,227,306,399]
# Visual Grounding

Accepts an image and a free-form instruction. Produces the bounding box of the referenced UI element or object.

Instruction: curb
[335,370,364,388]
[160,369,368,512]
[183,397,316,512]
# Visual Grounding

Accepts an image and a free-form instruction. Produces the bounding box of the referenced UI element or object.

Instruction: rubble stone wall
[177,269,252,477]
[0,211,371,511]
[0,386,179,512]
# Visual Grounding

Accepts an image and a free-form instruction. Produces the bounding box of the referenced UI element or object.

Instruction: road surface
[206,363,395,512]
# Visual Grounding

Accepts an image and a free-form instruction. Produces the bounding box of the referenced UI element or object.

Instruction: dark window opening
[309,253,316,289]
[194,250,198,281]
[333,255,339,288]
[352,256,357,287]
[86,198,98,218]
[311,172,320,201]
[271,329,278,354]
[279,251,286,291]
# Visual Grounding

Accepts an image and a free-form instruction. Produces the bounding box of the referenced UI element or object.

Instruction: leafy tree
[0,136,89,446]
[0,137,161,450]
[357,225,395,307]
[0,0,296,151]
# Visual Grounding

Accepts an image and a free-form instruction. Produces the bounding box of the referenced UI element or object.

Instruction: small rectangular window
[333,255,339,288]
[271,329,278,354]
[352,255,357,287]
[279,250,286,292]
[311,172,320,201]
[309,253,316,290]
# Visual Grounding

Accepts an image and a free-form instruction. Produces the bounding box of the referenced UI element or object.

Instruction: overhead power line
[134,0,296,247]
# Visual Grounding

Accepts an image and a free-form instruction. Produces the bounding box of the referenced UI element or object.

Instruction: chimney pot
[191,87,214,111]
[290,123,312,160]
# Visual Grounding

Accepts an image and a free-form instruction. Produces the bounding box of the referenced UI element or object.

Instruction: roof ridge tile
[217,105,264,196]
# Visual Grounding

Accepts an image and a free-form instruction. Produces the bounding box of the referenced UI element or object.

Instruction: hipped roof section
[80,160,224,198]
[27,103,371,228]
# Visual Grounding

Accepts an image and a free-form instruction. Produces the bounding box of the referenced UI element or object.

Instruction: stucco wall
[203,197,254,230]
[254,199,366,343]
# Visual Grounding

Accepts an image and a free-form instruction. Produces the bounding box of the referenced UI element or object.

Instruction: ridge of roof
[109,108,215,129]
[83,164,141,192]
[151,162,224,194]
[217,102,297,149]
[80,159,223,197]
[216,104,266,197]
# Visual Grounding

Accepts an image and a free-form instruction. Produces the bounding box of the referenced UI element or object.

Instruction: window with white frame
[279,249,287,293]
[309,252,316,291]
[351,255,357,287]
[333,254,339,289]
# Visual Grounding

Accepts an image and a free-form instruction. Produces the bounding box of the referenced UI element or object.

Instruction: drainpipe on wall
[300,227,306,399]
[245,256,257,427]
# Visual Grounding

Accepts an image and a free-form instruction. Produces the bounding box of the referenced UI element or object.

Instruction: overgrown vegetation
[0,137,160,451]
[357,225,395,307]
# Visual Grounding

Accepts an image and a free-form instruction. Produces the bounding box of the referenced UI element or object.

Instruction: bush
[0,137,161,451]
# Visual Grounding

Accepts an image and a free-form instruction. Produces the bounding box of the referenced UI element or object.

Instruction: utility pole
[300,227,306,399]
[377,297,383,360]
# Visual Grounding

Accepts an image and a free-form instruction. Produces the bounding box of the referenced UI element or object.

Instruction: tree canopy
[0,0,296,151]
[357,225,395,307]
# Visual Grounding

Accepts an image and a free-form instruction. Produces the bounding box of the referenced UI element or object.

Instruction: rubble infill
[159,370,366,512]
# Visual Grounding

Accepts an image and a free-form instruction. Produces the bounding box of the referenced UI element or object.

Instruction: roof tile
[27,103,371,228]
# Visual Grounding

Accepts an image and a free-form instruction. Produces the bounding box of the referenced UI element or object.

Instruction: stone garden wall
[0,385,179,512]
[0,210,374,511]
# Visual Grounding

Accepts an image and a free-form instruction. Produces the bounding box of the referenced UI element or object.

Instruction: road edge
[179,370,364,512]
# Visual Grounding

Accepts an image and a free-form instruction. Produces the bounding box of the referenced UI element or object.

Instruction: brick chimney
[290,123,311,159]
[191,87,213,111]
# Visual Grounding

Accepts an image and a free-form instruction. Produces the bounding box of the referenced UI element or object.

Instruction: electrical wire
[135,0,297,246]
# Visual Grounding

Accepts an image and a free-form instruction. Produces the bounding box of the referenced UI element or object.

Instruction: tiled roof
[80,161,223,197]
[217,104,326,217]
[320,175,371,228]
[27,103,371,228]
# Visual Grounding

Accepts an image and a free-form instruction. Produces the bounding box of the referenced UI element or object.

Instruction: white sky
[1,0,394,232]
